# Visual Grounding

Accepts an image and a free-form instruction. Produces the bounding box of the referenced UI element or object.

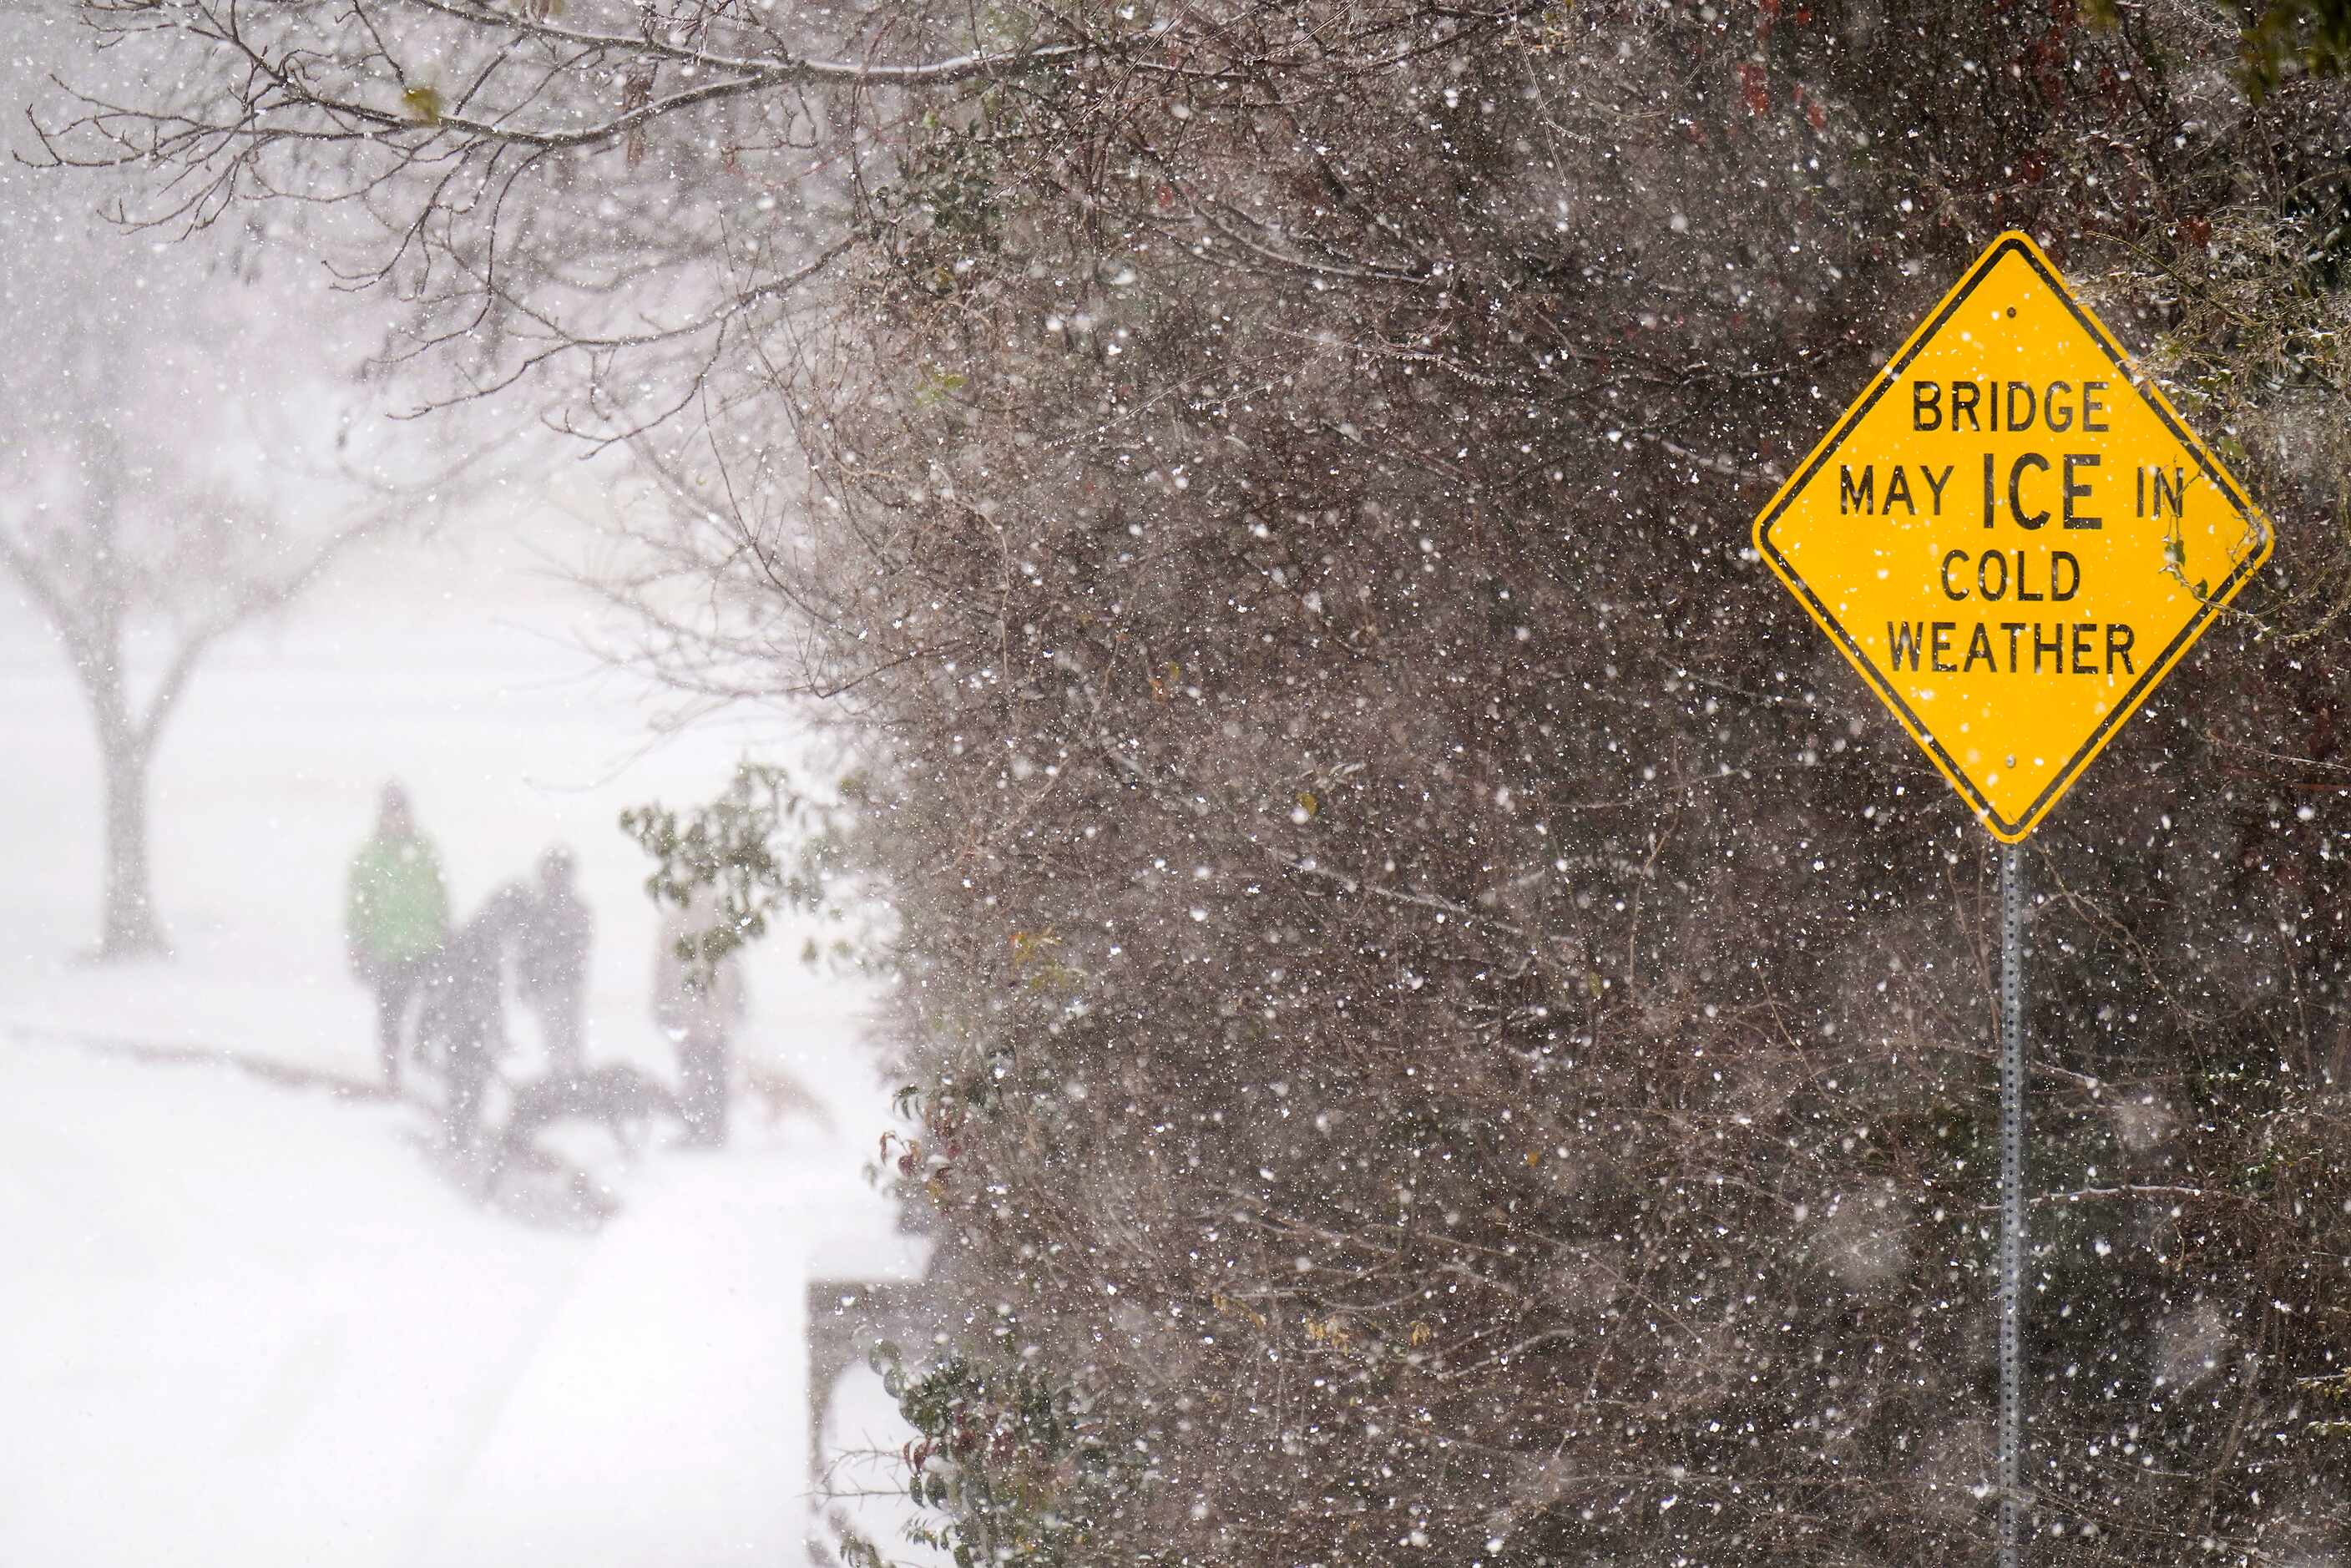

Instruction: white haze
[0,502,930,1564]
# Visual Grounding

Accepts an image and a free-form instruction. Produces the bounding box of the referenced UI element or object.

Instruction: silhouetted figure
[418,883,534,1147]
[518,845,594,1070]
[345,783,450,1092]
[655,893,745,1147]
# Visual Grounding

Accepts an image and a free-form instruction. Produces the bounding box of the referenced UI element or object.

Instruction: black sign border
[1754,235,2267,839]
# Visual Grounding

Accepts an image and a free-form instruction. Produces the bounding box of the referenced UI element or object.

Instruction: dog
[500,1063,681,1161]
[736,1060,837,1132]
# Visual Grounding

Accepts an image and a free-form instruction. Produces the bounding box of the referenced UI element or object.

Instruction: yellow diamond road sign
[1754,231,2272,842]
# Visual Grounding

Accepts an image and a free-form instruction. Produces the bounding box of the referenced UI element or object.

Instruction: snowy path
[0,1034,923,1566]
[0,521,931,1565]
[3,1044,587,1563]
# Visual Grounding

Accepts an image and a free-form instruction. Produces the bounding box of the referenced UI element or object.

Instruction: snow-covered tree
[1,13,436,955]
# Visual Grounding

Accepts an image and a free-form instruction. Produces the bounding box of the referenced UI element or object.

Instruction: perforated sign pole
[1749,231,2273,1566]
[1998,844,2025,1568]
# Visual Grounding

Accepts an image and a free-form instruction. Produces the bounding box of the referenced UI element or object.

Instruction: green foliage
[2233,0,2351,91]
[2116,207,2351,640]
[618,760,848,974]
[2304,1371,2351,1441]
[399,83,443,125]
[840,1343,1130,1568]
[866,107,1017,296]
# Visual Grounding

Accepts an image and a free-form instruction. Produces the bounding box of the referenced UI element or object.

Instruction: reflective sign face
[1753,231,2272,842]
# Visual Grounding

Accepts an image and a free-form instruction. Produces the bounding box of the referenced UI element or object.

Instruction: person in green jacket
[346,782,451,1091]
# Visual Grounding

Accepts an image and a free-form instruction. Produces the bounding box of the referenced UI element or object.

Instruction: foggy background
[0,483,927,1561]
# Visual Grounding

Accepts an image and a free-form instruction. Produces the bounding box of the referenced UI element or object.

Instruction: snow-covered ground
[0,517,933,1565]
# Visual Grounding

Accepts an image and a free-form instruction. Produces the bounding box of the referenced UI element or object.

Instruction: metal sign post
[1998,844,2026,1568]
[1750,231,2273,1561]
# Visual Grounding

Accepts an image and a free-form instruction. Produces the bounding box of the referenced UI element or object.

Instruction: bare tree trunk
[98,726,165,959]
[74,550,169,959]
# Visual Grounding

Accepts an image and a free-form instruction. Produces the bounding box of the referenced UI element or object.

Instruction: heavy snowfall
[7,1,2351,1565]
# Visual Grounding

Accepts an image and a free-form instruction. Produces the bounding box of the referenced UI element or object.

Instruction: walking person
[654,891,744,1146]
[345,782,450,1092]
[417,883,534,1150]
[518,845,593,1074]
